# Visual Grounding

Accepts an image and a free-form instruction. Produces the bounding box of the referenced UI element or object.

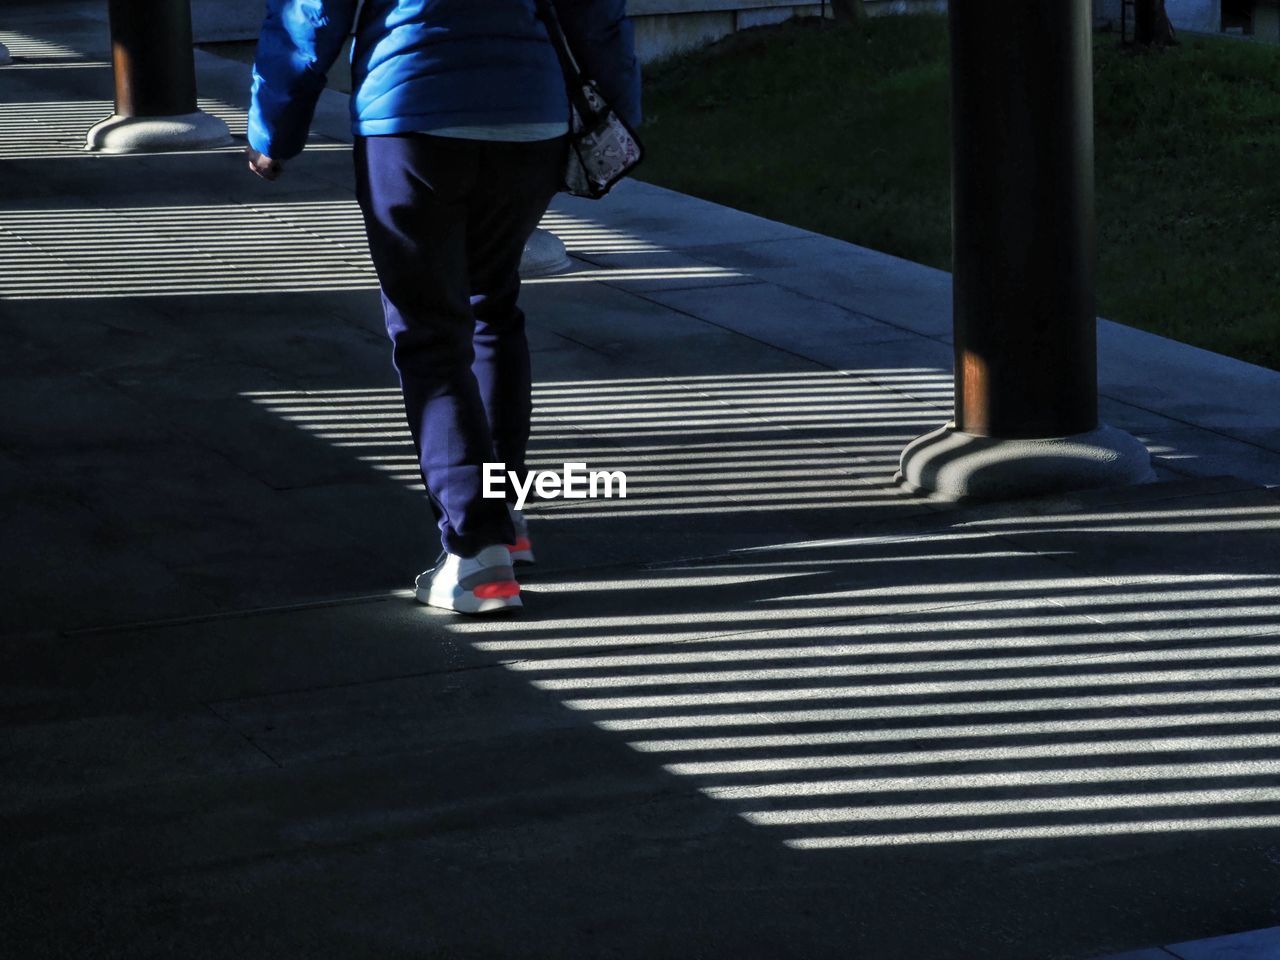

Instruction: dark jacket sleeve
[555,0,641,128]
[248,0,359,160]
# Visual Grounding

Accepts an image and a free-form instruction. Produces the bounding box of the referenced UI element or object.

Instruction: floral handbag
[536,0,644,199]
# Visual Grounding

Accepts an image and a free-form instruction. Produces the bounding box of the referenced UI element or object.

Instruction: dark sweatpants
[353,133,564,558]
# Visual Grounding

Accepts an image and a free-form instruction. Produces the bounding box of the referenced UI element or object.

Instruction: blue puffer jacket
[249,0,640,160]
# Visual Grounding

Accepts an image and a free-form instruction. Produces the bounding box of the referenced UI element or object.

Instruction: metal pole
[896,0,1153,499]
[949,0,1098,439]
[108,0,198,117]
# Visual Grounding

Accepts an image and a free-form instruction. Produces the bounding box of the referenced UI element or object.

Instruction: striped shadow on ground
[462,554,1280,850]
[243,369,957,515]
[0,198,739,300]
[245,372,1280,850]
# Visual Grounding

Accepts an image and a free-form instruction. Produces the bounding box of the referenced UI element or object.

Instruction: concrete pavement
[3,4,1280,958]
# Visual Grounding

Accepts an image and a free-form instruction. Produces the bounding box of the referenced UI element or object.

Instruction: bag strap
[534,0,599,122]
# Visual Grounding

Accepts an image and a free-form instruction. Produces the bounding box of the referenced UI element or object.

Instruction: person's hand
[246,147,284,181]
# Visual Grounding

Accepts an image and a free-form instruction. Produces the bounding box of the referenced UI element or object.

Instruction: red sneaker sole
[473,580,521,600]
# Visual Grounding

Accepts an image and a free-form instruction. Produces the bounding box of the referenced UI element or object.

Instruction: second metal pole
[86,0,229,153]
[108,0,198,118]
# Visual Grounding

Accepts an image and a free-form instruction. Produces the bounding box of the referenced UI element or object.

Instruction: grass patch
[639,17,1280,371]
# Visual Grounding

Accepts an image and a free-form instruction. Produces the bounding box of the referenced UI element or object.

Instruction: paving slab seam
[658,234,828,254]
[676,367,947,425]
[86,362,315,497]
[1149,458,1204,481]
[58,590,408,639]
[666,245,953,342]
[202,700,283,769]
[489,587,1095,666]
[5,781,705,901]
[239,196,375,262]
[931,477,1262,523]
[0,627,61,646]
[202,657,528,708]
[41,506,937,641]
[597,278,769,298]
[573,256,881,317]
[537,321,635,359]
[617,279,948,397]
[1008,543,1277,599]
[183,586,1085,705]
[1098,393,1280,462]
[705,348,958,416]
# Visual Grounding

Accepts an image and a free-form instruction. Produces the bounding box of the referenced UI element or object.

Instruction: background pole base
[85,110,231,154]
[897,421,1157,500]
[519,228,571,278]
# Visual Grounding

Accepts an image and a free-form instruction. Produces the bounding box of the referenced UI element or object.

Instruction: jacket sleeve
[555,0,641,128]
[247,0,359,160]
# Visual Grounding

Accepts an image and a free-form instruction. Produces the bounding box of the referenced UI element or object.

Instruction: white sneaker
[507,505,535,565]
[415,544,522,614]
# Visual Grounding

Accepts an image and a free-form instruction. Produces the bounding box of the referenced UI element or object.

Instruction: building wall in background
[628,0,946,61]
[1095,0,1280,38]
[197,0,1280,56]
[1166,0,1224,31]
[1094,0,1222,30]
[193,0,947,64]
[1257,2,1280,40]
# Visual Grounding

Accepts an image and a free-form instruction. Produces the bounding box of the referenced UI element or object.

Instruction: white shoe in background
[507,505,535,565]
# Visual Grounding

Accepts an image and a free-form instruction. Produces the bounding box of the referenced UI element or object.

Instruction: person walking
[245,0,640,614]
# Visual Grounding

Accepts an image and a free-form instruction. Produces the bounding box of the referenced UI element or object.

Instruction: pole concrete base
[519,228,570,278]
[85,110,231,153]
[896,421,1157,500]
